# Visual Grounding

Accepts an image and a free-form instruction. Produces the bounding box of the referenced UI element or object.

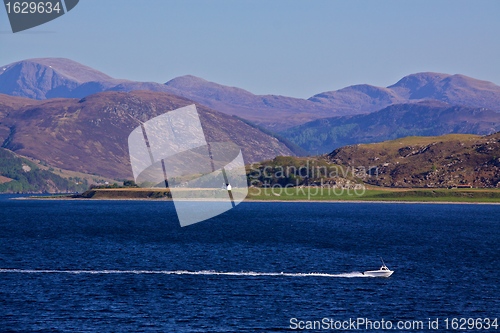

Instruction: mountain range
[310,72,500,112]
[1,57,500,186]
[2,58,500,132]
[0,59,331,130]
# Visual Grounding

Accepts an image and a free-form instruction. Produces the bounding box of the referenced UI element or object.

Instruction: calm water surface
[0,196,499,332]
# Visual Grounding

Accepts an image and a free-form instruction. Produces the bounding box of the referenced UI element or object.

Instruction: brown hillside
[0,91,293,179]
[328,133,500,188]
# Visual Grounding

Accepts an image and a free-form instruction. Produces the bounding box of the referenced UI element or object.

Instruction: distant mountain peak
[4,58,114,83]
[0,58,125,99]
[308,83,405,114]
[165,75,253,96]
[165,75,208,85]
[389,71,500,103]
[389,72,451,88]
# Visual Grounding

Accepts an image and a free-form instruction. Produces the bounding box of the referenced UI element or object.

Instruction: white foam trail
[0,269,366,278]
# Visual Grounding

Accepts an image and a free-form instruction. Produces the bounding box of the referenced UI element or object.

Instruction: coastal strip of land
[24,186,500,204]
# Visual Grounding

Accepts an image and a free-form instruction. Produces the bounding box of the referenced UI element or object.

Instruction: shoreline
[12,196,500,205]
[7,186,500,205]
[244,199,500,205]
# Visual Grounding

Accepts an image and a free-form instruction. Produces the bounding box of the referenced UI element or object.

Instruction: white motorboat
[362,259,394,277]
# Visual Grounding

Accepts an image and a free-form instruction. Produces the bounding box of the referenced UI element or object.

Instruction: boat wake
[0,269,367,278]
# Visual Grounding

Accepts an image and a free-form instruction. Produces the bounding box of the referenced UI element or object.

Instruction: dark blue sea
[0,196,499,332]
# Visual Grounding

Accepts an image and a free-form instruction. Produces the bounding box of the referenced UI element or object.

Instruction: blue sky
[1,0,499,98]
